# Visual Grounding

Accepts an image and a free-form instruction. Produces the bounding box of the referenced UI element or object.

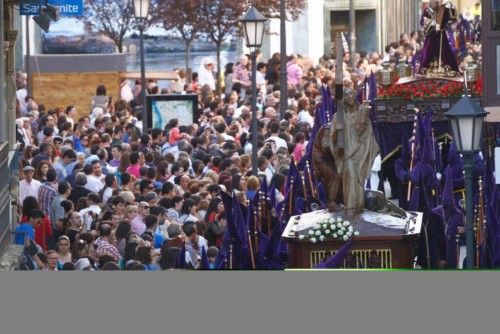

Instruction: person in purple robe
[445,143,484,211]
[432,166,465,269]
[418,0,459,74]
[409,125,445,269]
[409,129,440,212]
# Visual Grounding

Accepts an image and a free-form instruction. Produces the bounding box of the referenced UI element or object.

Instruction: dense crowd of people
[12,2,484,270]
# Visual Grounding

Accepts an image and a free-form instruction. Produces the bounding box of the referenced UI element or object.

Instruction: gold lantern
[465,61,479,84]
[379,62,395,86]
[396,62,411,79]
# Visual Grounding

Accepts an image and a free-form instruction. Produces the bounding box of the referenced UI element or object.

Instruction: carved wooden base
[373,97,482,123]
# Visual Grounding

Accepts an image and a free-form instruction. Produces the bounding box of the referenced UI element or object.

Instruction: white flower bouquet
[299,217,360,243]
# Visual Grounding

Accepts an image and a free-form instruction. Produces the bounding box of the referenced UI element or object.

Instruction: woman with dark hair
[204,197,222,223]
[34,160,51,183]
[75,197,88,212]
[135,245,160,271]
[119,239,139,270]
[115,221,131,257]
[204,197,225,247]
[231,173,243,192]
[179,198,199,224]
[20,196,52,251]
[224,62,234,96]
[92,84,109,110]
[159,245,182,270]
[293,132,306,163]
[71,232,95,261]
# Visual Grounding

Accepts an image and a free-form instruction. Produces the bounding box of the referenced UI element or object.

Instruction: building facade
[262,0,421,64]
[1,1,21,251]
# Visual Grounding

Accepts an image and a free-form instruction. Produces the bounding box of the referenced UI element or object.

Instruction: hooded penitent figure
[431,165,464,269]
[409,123,440,212]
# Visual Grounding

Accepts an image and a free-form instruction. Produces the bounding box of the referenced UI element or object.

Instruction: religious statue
[418,0,459,76]
[312,87,379,216]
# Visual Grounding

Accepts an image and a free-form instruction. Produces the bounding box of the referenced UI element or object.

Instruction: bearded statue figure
[313,87,379,216]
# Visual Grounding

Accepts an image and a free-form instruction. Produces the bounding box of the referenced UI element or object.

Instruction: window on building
[493,0,500,30]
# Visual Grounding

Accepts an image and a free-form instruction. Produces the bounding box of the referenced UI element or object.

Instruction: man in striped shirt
[38,169,58,218]
[94,223,121,262]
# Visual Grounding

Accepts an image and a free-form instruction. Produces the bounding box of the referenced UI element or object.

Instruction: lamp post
[240,7,267,176]
[444,96,488,269]
[134,0,150,130]
[279,0,286,120]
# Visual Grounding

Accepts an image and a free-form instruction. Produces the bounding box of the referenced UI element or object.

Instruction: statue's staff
[306,161,317,198]
[475,176,485,268]
[407,109,420,202]
[300,172,307,211]
[254,208,259,254]
[229,244,233,270]
[247,231,256,269]
[331,33,345,157]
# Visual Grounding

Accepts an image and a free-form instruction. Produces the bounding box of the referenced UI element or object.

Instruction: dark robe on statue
[418,2,459,74]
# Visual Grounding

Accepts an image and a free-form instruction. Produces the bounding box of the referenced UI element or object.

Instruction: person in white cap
[198,58,216,91]
[19,165,42,204]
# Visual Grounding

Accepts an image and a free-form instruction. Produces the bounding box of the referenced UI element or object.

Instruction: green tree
[160,0,205,75]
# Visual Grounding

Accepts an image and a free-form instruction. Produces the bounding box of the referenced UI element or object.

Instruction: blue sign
[20,0,83,17]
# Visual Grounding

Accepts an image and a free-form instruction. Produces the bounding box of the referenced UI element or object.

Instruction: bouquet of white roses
[299,217,360,243]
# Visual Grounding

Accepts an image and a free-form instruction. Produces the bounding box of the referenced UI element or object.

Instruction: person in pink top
[126,151,142,178]
[287,54,303,87]
[293,131,306,163]
[130,201,150,235]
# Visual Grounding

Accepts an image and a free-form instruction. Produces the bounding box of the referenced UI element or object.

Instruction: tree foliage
[81,0,160,53]
[160,0,205,70]
[199,0,306,93]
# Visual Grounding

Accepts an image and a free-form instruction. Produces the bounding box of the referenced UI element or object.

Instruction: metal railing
[0,142,11,249]
[0,142,19,252]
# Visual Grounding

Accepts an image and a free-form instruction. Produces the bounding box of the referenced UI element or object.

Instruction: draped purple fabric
[418,6,459,74]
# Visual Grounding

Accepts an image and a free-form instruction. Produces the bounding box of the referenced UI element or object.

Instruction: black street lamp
[444,96,488,269]
[240,7,267,176]
[134,0,150,131]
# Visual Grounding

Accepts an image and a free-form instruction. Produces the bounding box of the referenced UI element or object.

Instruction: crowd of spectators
[12,4,482,270]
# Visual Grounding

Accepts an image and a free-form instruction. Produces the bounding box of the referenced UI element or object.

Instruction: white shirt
[266,135,288,152]
[265,165,276,184]
[120,81,134,103]
[198,66,216,90]
[256,71,266,89]
[17,89,28,116]
[19,179,42,204]
[79,205,102,231]
[197,235,208,253]
[102,187,114,203]
[221,133,235,141]
[85,174,105,193]
[298,110,314,128]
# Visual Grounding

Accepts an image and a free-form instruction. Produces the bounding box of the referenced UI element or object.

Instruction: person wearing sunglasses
[131,201,149,236]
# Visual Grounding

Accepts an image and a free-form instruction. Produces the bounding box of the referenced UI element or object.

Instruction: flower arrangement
[378,78,483,100]
[299,217,360,243]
